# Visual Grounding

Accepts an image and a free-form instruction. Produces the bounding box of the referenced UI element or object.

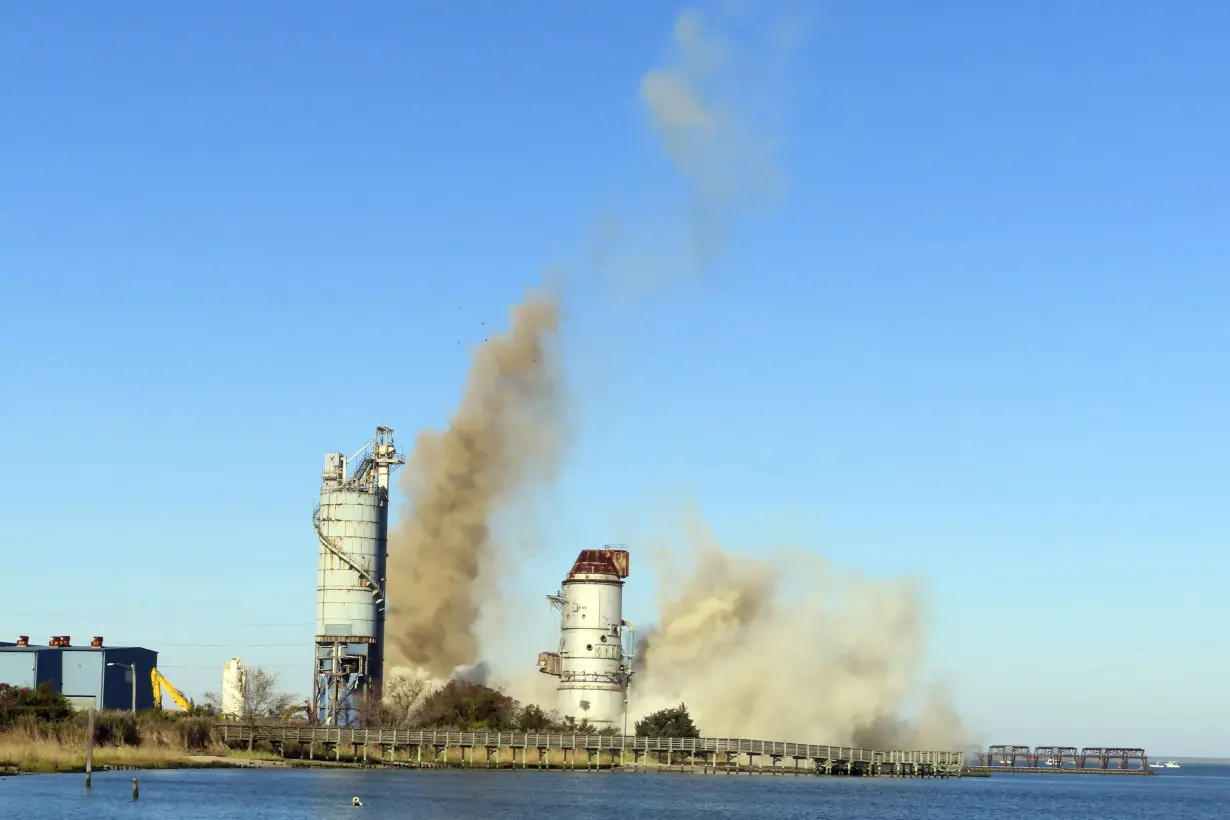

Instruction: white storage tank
[541,548,632,730]
[221,658,247,719]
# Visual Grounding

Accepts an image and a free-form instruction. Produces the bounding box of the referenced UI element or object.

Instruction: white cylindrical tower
[221,658,247,719]
[312,427,403,727]
[545,548,631,729]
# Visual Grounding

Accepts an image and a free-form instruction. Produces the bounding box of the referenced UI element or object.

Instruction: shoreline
[0,754,947,777]
[7,756,1223,777]
[0,754,362,776]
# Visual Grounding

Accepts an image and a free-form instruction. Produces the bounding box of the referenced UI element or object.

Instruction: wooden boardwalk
[215,726,965,777]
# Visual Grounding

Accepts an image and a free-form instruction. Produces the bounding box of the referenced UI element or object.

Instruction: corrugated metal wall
[61,649,103,707]
[0,648,63,691]
[0,651,38,688]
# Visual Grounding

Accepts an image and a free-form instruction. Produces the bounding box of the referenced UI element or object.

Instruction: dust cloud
[615,8,967,749]
[588,5,789,300]
[384,5,966,749]
[638,8,785,269]
[384,5,780,682]
[385,290,564,680]
[632,513,970,749]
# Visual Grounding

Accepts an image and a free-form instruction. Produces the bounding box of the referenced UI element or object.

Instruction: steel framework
[1081,747,1149,769]
[984,745,1149,770]
[1033,746,1079,767]
[985,744,1031,766]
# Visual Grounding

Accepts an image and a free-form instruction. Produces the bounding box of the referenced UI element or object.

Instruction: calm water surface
[2,766,1227,819]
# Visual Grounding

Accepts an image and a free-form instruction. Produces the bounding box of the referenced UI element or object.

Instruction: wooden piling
[132,778,139,800]
[85,708,95,789]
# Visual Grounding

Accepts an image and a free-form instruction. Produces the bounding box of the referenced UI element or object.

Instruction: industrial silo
[538,548,633,731]
[221,658,247,720]
[312,426,404,727]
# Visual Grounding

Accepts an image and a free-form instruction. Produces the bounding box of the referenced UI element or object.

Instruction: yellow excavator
[151,667,192,712]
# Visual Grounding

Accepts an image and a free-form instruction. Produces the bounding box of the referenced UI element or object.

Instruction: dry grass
[0,711,226,773]
[216,748,286,763]
[0,737,191,773]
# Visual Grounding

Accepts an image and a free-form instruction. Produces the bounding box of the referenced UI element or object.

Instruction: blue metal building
[0,640,158,711]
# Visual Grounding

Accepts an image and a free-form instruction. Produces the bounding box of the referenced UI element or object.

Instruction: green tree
[634,703,699,738]
[413,680,519,731]
[516,704,551,731]
[0,682,72,727]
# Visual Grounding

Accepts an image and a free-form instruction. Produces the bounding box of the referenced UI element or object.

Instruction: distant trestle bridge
[216,725,965,777]
[974,745,1155,775]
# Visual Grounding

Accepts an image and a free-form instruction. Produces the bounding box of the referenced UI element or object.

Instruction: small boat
[1163,761,1181,769]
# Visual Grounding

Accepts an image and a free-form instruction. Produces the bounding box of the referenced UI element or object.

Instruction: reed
[0,711,225,773]
[0,737,192,773]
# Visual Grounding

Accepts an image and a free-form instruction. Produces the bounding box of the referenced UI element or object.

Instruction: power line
[144,643,304,648]
[0,618,311,629]
[158,664,301,670]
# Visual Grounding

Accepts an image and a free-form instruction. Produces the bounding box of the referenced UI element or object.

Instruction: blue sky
[2,1,1227,755]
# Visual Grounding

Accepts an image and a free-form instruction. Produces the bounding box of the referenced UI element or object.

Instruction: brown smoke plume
[633,512,970,749]
[386,288,564,679]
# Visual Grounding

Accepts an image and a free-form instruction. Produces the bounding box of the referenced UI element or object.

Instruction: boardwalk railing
[215,725,964,768]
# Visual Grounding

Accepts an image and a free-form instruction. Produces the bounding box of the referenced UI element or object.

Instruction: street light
[106,662,136,714]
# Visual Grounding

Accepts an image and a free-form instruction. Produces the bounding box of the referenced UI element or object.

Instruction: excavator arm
[151,667,192,711]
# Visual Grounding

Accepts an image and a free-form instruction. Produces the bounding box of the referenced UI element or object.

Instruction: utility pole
[623,674,632,737]
[622,621,635,739]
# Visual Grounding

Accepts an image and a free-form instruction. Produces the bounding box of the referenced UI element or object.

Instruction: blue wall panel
[101,648,157,711]
[35,650,62,690]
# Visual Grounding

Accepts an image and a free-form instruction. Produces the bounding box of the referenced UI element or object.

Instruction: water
[2,766,1227,819]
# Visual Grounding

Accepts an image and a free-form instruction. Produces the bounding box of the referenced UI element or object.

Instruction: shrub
[516,704,551,731]
[93,711,139,746]
[635,703,700,738]
[0,683,72,727]
[413,681,519,731]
